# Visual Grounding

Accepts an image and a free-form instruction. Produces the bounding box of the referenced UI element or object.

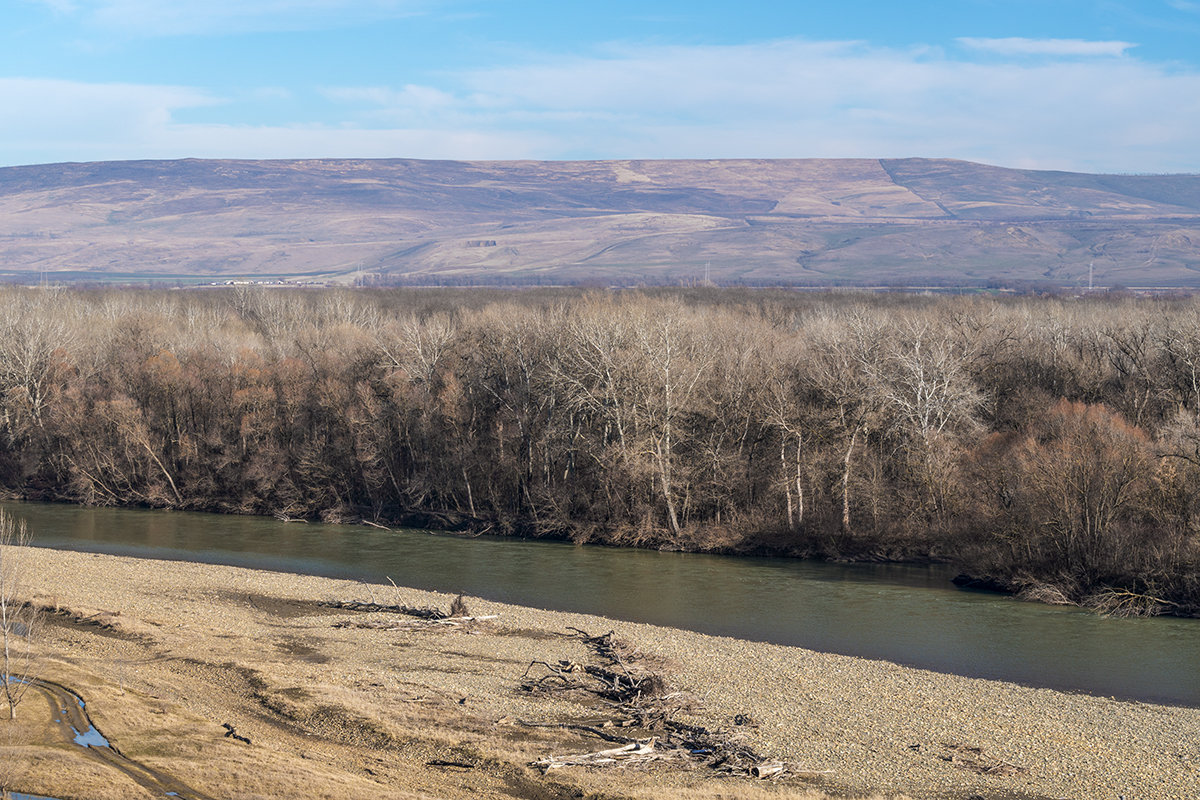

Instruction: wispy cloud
[0,78,552,164]
[322,38,1200,171]
[1168,0,1200,13]
[148,123,556,161]
[957,37,1136,57]
[5,38,1200,172]
[321,85,459,120]
[0,78,216,163]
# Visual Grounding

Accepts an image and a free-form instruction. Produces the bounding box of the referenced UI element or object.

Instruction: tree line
[0,287,1197,613]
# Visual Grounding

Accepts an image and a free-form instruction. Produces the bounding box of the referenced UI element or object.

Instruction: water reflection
[7,500,1199,707]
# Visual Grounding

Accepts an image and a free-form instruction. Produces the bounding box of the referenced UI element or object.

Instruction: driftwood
[221,722,251,745]
[940,742,1027,776]
[535,740,661,770]
[326,593,495,631]
[521,658,665,703]
[750,762,785,778]
[333,614,497,631]
[325,600,446,617]
[521,628,815,780]
[1084,588,1181,618]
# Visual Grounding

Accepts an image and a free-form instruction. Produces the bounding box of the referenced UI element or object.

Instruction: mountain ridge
[1,157,1198,287]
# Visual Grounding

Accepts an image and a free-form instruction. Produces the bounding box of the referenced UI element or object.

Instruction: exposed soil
[3,548,1198,800]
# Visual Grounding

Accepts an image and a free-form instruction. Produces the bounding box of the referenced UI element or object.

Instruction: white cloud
[0,78,216,163]
[1169,0,1200,12]
[4,38,1200,172]
[38,0,434,35]
[957,37,1136,57]
[321,85,459,118]
[160,124,558,161]
[0,78,553,165]
[392,38,1197,171]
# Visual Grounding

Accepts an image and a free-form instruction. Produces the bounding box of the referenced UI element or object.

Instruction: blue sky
[2,0,1199,172]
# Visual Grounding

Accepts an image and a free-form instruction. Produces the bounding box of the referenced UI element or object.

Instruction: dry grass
[8,548,1198,800]
[1,158,1198,286]
[3,606,905,800]
[627,791,909,800]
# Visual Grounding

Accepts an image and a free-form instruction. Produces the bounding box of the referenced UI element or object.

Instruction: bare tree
[1013,400,1155,591]
[807,308,889,536]
[376,312,457,388]
[0,510,40,721]
[869,320,985,518]
[0,288,79,439]
[626,302,714,537]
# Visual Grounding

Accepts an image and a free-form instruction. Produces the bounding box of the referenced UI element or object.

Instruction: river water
[8,500,1199,707]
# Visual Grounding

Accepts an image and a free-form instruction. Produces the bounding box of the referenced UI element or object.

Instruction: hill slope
[1,157,1198,287]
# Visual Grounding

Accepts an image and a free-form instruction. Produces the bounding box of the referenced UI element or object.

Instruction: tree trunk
[795,435,805,527]
[656,439,682,538]
[782,437,795,531]
[842,426,860,534]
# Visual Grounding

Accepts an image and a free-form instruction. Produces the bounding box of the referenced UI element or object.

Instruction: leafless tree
[869,320,985,518]
[807,308,889,536]
[0,289,79,440]
[0,510,39,721]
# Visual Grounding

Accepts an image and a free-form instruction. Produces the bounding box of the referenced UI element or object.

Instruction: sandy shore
[3,546,1199,800]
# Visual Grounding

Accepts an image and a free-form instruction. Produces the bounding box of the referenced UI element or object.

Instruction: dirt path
[18,677,219,800]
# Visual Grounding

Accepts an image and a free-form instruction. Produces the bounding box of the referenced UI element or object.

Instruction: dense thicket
[1,287,1197,613]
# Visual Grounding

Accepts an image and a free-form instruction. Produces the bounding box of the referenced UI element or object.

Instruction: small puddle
[67,693,112,749]
[7,674,219,800]
[71,722,111,748]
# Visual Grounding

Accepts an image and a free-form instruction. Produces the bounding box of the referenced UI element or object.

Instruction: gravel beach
[7,546,1199,800]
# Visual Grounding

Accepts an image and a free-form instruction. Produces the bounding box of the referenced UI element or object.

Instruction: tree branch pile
[520,628,823,780]
[326,594,497,631]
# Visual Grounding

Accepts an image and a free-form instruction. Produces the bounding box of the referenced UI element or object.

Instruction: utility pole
[1088,261,1094,292]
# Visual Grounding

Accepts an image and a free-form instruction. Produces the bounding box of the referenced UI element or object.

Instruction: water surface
[9,500,1199,707]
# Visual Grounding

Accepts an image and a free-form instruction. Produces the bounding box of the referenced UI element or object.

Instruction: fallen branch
[939,742,1027,776]
[750,762,784,778]
[324,600,447,617]
[221,722,252,745]
[1084,588,1181,618]
[535,740,661,771]
[521,627,811,780]
[333,614,497,631]
[327,591,494,632]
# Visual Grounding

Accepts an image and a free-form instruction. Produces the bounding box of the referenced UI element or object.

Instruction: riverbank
[5,548,1199,800]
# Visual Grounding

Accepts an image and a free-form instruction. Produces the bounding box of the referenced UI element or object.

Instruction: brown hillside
[0,157,1198,286]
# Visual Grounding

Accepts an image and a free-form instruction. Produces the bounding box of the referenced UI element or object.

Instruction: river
[7,500,1199,708]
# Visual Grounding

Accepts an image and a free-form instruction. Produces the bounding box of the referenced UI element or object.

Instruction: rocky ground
[2,547,1197,800]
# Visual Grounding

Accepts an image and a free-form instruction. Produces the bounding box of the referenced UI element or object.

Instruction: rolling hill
[1,157,1198,287]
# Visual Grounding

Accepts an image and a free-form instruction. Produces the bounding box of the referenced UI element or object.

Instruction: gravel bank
[15,547,1200,800]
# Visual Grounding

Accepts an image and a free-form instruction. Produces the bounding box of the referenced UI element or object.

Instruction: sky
[2,0,1199,172]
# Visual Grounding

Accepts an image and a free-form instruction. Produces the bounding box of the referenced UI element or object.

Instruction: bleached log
[750,761,784,778]
[537,740,657,769]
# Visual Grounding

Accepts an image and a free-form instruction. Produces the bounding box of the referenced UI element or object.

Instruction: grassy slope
[0,157,1198,286]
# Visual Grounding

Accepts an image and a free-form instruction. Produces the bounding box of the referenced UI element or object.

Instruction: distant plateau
[1,156,1199,288]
